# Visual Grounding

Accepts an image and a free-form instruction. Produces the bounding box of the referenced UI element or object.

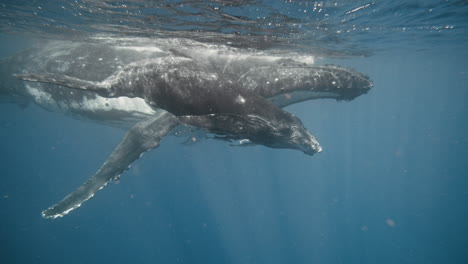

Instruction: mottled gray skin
[5,40,372,218]
[3,41,371,124]
[17,56,322,155]
[1,41,165,125]
[110,57,324,153]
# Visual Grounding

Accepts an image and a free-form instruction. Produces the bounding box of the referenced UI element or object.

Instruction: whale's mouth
[306,138,322,155]
[303,142,322,156]
[316,145,323,153]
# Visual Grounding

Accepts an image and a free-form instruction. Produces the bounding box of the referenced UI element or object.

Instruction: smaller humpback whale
[8,40,372,218]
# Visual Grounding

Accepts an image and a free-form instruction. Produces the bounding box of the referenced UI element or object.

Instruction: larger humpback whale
[3,40,372,218]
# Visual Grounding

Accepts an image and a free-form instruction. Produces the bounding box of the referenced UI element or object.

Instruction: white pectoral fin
[42,111,180,219]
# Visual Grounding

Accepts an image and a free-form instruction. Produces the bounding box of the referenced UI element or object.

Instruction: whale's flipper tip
[40,178,103,219]
[42,209,66,219]
[41,198,89,219]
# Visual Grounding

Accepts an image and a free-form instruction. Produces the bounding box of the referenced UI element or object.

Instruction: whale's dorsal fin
[14,73,112,97]
[42,111,180,219]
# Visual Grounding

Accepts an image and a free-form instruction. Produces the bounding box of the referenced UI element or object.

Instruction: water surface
[0,1,467,263]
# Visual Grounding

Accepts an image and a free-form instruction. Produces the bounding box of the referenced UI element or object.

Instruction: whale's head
[288,125,322,155]
[247,113,322,156]
[275,117,322,156]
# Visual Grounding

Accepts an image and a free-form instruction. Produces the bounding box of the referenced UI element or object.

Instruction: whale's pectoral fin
[178,114,275,139]
[42,111,180,219]
[14,73,112,97]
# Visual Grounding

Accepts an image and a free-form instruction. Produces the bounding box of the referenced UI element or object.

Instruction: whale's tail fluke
[14,73,111,97]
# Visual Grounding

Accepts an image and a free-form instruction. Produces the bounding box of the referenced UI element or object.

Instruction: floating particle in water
[386,218,396,227]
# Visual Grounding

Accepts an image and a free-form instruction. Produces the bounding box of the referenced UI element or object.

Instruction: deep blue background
[1,31,467,264]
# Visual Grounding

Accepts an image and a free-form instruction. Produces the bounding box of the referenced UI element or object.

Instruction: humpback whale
[4,40,372,218]
[16,56,322,154]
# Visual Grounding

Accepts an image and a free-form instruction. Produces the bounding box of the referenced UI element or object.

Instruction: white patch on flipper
[42,180,111,219]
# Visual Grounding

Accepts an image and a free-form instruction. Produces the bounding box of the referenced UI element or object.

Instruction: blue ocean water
[0,1,467,264]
